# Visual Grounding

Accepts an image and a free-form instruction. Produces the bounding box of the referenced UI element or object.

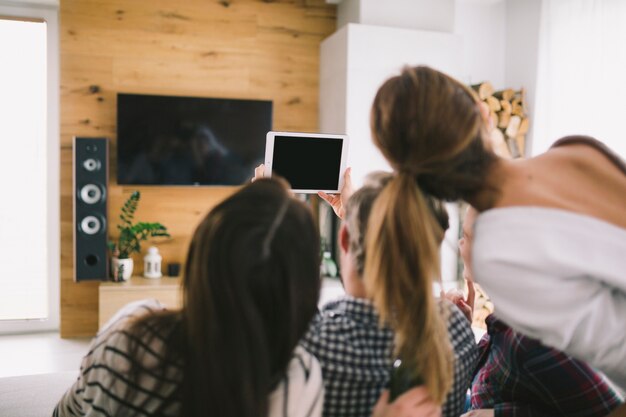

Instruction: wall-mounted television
[117,93,272,186]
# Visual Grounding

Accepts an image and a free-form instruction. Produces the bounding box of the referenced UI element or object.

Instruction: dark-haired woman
[360,66,626,403]
[54,179,323,417]
[54,178,441,417]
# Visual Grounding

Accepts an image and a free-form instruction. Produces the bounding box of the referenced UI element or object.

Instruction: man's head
[339,172,450,298]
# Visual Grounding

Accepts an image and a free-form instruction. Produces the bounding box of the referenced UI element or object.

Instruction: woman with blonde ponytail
[364,65,626,408]
[364,173,454,404]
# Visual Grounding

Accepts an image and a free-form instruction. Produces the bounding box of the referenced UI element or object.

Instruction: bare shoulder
[494,139,626,226]
[528,141,626,228]
[545,138,626,175]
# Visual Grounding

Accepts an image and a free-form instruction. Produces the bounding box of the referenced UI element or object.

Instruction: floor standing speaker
[74,137,109,281]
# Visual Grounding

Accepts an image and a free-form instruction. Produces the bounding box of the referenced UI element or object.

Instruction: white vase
[111,257,133,282]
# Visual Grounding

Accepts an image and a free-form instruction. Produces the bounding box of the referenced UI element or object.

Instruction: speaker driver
[80,215,102,235]
[80,184,103,204]
[83,158,101,172]
[84,254,100,266]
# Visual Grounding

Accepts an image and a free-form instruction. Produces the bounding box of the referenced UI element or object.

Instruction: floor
[0,280,481,379]
[0,332,90,378]
[0,281,345,379]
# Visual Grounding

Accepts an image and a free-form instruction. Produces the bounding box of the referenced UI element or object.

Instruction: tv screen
[117,93,272,186]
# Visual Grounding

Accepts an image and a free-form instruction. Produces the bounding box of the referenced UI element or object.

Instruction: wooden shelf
[100,276,182,289]
[99,276,183,329]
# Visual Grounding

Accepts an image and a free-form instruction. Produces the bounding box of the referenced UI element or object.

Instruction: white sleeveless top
[473,206,626,390]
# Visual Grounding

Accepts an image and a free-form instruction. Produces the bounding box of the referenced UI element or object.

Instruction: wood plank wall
[60,0,336,337]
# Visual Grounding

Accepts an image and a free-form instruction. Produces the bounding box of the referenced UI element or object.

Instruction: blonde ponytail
[364,173,453,404]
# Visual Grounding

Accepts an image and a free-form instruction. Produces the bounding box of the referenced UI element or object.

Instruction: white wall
[319,28,348,136]
[335,0,542,116]
[456,0,543,153]
[505,0,542,154]
[454,0,507,88]
[338,0,455,32]
[1,0,58,7]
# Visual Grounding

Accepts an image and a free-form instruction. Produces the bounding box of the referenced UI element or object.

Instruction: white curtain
[532,0,626,158]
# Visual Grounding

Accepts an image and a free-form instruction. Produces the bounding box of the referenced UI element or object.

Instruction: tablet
[264,131,349,194]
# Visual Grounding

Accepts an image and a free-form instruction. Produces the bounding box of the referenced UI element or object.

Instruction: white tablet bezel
[264,131,349,194]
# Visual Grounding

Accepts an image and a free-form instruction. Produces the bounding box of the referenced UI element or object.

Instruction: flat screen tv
[117,93,272,186]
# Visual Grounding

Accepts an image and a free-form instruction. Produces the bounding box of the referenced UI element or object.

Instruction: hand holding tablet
[264,131,349,194]
[317,167,353,220]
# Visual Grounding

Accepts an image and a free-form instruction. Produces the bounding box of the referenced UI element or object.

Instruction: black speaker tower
[74,137,109,281]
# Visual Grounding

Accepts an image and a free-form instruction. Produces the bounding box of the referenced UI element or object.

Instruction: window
[0,3,59,333]
[533,0,626,158]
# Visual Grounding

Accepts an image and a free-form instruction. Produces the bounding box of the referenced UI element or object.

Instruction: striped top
[54,299,324,417]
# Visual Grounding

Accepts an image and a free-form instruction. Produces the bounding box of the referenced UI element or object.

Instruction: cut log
[512,102,524,117]
[518,117,530,135]
[490,111,499,130]
[507,136,521,158]
[505,115,522,138]
[471,81,495,101]
[494,88,515,101]
[500,100,512,115]
[498,111,511,129]
[485,96,501,112]
[517,88,526,104]
[515,135,526,157]
[490,128,511,158]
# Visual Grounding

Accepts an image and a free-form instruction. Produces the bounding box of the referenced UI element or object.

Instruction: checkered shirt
[300,296,478,417]
[471,314,624,416]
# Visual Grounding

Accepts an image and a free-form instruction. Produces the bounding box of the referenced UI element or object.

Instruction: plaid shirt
[300,296,477,417]
[471,314,624,417]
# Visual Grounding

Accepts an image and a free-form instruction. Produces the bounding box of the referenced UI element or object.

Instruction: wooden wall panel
[60,0,336,337]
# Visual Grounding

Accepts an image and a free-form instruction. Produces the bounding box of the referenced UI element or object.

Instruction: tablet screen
[271,135,343,190]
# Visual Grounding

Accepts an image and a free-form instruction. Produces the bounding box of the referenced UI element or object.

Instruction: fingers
[372,387,441,417]
[344,167,352,184]
[374,389,390,408]
[251,164,265,183]
[466,280,476,311]
[394,386,432,407]
[393,387,441,417]
[318,191,335,204]
[457,301,473,323]
[341,167,354,199]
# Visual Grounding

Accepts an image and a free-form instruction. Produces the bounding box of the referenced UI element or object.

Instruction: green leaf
[110,190,170,257]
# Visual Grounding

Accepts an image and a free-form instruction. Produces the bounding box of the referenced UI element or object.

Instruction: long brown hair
[129,179,321,417]
[365,66,496,404]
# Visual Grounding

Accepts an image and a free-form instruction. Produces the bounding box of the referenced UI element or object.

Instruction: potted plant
[108,191,170,281]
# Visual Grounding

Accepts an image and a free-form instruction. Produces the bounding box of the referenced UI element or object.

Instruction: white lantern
[143,246,162,279]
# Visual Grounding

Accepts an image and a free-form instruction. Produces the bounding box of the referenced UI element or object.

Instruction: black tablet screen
[272,135,343,190]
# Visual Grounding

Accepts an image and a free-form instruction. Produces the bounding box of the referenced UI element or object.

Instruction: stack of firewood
[462,83,531,329]
[471,81,529,159]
